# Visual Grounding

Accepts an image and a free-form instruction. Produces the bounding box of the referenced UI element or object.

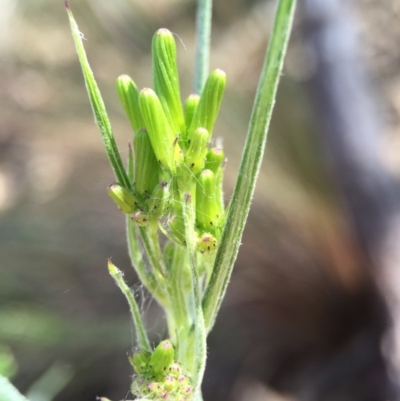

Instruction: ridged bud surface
[185,127,209,174]
[107,183,138,214]
[189,69,226,140]
[139,88,180,173]
[134,129,160,196]
[152,29,185,138]
[116,75,145,133]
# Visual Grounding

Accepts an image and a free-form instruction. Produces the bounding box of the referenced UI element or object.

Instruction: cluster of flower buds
[129,340,192,401]
[107,27,226,254]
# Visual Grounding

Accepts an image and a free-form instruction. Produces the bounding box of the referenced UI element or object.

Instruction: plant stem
[194,0,212,94]
[202,0,297,331]
[126,218,167,305]
[182,193,206,395]
[139,225,167,278]
[108,260,151,352]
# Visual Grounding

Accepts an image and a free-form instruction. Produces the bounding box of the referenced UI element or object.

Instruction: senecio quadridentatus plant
[64,0,297,400]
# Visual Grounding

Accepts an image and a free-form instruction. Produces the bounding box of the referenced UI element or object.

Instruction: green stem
[126,217,167,305]
[108,260,151,352]
[139,225,167,278]
[202,0,297,331]
[194,0,212,94]
[182,193,206,394]
[167,245,191,362]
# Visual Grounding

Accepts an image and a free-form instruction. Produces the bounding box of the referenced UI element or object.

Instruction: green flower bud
[139,88,180,173]
[116,75,145,133]
[205,147,225,173]
[184,94,200,131]
[145,381,164,398]
[148,182,170,220]
[152,29,185,138]
[184,127,209,174]
[128,348,151,375]
[168,362,181,378]
[189,69,226,140]
[132,211,150,227]
[107,183,138,214]
[163,375,178,392]
[196,169,222,232]
[196,232,218,254]
[177,374,189,386]
[149,340,175,379]
[134,129,160,196]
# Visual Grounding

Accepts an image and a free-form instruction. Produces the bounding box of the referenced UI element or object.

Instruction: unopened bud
[184,94,200,132]
[134,129,160,196]
[196,169,221,233]
[107,183,138,214]
[149,340,175,379]
[185,127,209,174]
[168,362,181,378]
[128,348,151,375]
[148,182,170,221]
[205,147,225,173]
[139,88,180,173]
[132,211,150,227]
[116,75,144,133]
[189,69,226,140]
[152,29,185,138]
[196,232,218,254]
[163,375,178,392]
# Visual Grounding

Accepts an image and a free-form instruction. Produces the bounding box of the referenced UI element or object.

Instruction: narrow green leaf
[66,4,130,189]
[202,0,297,330]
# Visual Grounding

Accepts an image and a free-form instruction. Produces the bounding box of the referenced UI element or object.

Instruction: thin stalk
[182,193,206,394]
[202,0,297,331]
[139,225,167,278]
[108,260,151,352]
[126,217,167,305]
[194,0,212,94]
[167,245,191,362]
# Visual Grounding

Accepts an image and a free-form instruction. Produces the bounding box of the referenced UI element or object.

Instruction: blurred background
[1,0,400,400]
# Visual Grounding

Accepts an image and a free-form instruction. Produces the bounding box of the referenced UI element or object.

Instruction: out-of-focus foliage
[1,0,400,400]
